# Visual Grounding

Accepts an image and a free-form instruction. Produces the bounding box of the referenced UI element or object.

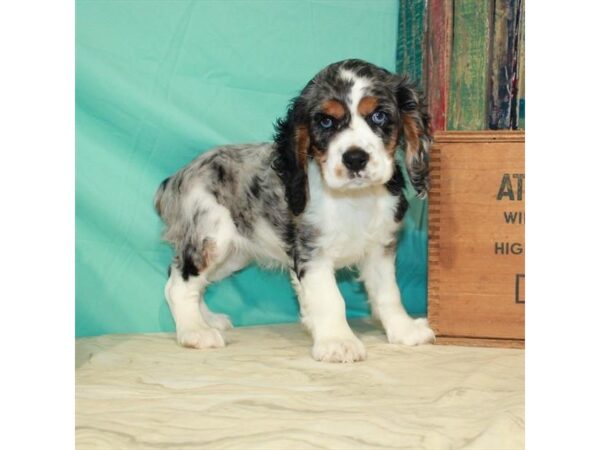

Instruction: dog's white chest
[306,163,399,268]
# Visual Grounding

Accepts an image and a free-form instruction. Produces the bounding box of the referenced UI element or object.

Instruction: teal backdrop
[76,0,428,337]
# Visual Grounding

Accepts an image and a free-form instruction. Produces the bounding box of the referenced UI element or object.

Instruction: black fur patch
[180,245,199,281]
[292,223,319,279]
[272,99,309,216]
[396,86,418,113]
[214,163,227,183]
[249,176,261,198]
[159,177,170,191]
[385,163,406,195]
[394,193,409,222]
[385,163,409,222]
[154,177,171,215]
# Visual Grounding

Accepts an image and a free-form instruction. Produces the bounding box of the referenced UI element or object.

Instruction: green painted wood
[396,0,426,86]
[448,0,493,130]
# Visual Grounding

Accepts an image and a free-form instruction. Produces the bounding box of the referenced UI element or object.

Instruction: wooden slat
[427,138,442,331]
[433,130,524,143]
[488,0,522,129]
[425,0,453,131]
[448,0,493,130]
[396,0,427,86]
[436,336,524,349]
[516,0,525,129]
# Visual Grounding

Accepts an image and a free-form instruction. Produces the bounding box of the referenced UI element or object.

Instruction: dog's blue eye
[371,111,387,125]
[319,117,334,129]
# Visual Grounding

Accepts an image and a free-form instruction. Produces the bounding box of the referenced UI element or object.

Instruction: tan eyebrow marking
[321,99,346,120]
[357,96,379,116]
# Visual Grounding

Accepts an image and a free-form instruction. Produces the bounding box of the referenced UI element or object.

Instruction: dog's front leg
[292,260,366,363]
[360,245,435,346]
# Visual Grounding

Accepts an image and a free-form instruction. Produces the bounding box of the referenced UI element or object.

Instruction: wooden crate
[428,131,525,348]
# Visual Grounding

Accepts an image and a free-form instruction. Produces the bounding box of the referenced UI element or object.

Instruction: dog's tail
[153,177,171,219]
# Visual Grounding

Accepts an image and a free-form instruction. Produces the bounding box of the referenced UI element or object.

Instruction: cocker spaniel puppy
[154,59,435,362]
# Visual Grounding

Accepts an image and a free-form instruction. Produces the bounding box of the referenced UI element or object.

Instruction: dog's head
[273,59,431,215]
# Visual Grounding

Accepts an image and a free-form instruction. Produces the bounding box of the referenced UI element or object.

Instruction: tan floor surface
[76,320,524,449]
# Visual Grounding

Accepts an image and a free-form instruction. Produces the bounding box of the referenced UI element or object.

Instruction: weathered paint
[397,0,525,131]
[425,0,453,131]
[489,0,522,129]
[517,0,525,129]
[396,0,427,87]
[448,0,493,130]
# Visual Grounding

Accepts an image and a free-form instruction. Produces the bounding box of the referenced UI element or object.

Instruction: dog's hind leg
[165,236,233,349]
[198,302,232,332]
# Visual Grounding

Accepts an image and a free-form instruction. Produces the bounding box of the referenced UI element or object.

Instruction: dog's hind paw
[200,303,233,331]
[204,312,233,331]
[177,327,225,349]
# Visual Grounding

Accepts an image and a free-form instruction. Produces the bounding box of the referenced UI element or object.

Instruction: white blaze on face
[322,69,394,190]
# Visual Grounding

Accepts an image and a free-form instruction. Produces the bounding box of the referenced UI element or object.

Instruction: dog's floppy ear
[272,97,311,215]
[394,77,432,198]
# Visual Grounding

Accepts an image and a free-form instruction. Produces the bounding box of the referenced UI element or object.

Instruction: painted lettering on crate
[494,173,525,259]
[496,173,525,200]
[515,273,525,303]
[504,211,524,224]
[494,242,523,255]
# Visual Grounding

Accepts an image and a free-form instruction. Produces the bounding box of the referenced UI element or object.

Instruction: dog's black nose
[342,148,369,171]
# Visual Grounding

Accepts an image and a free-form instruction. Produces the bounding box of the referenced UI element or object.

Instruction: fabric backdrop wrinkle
[76,0,428,337]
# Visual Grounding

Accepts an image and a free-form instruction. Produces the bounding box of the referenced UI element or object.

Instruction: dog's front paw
[177,327,225,349]
[385,317,435,346]
[312,336,366,363]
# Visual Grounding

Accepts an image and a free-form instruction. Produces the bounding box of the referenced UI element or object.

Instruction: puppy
[154,59,435,362]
